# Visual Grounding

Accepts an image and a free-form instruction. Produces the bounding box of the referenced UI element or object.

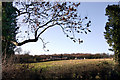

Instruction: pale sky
[15,2,118,55]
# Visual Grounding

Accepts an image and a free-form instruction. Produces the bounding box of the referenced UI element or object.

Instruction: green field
[24,58,117,79]
[28,58,114,69]
[4,58,120,80]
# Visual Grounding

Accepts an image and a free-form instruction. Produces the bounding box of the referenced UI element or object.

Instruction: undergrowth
[2,58,120,80]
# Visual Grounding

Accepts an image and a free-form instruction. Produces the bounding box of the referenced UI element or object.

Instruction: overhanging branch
[11,38,38,46]
[37,23,57,38]
[11,23,57,46]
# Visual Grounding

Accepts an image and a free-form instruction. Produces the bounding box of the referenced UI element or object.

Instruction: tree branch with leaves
[12,2,91,49]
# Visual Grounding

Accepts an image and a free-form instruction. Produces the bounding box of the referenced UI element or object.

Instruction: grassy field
[28,58,114,69]
[3,58,120,80]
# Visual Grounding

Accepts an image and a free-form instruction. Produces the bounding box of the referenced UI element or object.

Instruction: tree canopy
[104,4,120,63]
[12,2,91,48]
[2,2,18,56]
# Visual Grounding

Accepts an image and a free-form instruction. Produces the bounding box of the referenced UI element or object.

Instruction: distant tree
[104,5,120,64]
[12,2,91,48]
[2,2,18,57]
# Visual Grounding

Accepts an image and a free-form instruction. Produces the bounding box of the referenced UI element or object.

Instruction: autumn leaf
[85,31,87,34]
[73,40,76,42]
[85,17,87,19]
[88,30,91,32]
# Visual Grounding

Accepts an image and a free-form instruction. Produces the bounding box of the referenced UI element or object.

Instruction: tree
[12,2,91,48]
[2,2,18,56]
[104,5,120,64]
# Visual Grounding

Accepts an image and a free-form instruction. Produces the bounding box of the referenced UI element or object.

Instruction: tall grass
[2,58,120,80]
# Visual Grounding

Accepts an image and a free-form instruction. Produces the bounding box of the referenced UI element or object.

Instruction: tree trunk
[118,52,120,65]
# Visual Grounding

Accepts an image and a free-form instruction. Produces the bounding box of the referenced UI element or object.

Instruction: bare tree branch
[11,38,38,46]
[39,37,49,51]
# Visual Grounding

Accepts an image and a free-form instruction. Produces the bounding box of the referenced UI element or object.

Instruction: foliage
[2,2,18,56]
[104,5,120,64]
[12,2,91,47]
[15,53,113,63]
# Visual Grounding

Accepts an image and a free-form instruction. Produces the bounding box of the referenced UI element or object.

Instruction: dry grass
[3,58,120,80]
[28,58,114,69]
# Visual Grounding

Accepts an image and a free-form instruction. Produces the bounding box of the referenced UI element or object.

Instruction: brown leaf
[85,31,87,34]
[88,30,91,32]
[74,14,77,17]
[66,11,69,15]
[66,35,69,37]
[69,7,74,11]
[70,37,74,39]
[73,40,76,42]
[25,31,27,33]
[37,23,39,26]
[85,17,87,19]
[77,31,80,33]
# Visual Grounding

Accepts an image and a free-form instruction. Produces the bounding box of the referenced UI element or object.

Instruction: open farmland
[3,58,120,80]
[6,58,119,80]
[28,58,114,69]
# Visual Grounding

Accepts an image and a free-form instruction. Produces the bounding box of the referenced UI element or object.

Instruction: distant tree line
[14,53,113,63]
